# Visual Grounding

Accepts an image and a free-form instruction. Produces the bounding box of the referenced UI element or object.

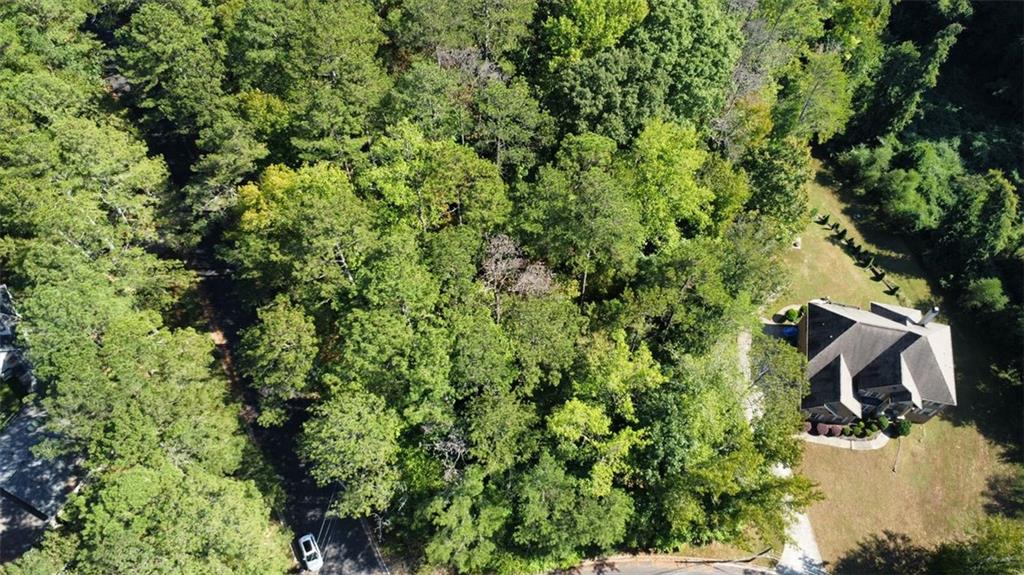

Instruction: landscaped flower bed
[803,415,912,440]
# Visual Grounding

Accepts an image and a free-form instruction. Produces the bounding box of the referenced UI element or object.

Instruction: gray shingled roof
[0,405,80,519]
[803,300,956,411]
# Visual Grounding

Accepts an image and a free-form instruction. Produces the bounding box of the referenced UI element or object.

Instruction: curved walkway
[799,431,890,451]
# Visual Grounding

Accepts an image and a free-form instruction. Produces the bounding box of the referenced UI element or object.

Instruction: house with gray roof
[797,299,956,424]
[0,285,78,562]
[0,405,82,562]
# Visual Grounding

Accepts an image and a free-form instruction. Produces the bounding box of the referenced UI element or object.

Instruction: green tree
[449,304,515,399]
[66,464,291,575]
[698,154,751,236]
[614,239,753,357]
[225,162,376,304]
[467,388,539,474]
[874,139,963,231]
[385,61,473,142]
[857,23,962,139]
[741,136,811,238]
[23,280,243,474]
[239,295,319,426]
[573,330,665,421]
[502,291,584,392]
[938,170,1019,273]
[519,133,644,297]
[473,77,555,178]
[224,0,390,161]
[547,0,742,140]
[627,119,712,243]
[547,398,646,496]
[543,0,650,67]
[117,0,226,132]
[749,331,808,467]
[423,467,510,573]
[300,391,403,517]
[360,122,511,232]
[930,517,1024,575]
[774,50,853,142]
[398,0,537,62]
[513,452,633,566]
[632,353,818,548]
[962,277,1010,314]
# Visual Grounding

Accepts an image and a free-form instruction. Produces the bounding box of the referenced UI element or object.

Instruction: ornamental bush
[829,424,843,436]
[897,419,912,437]
[816,422,830,435]
[877,415,891,429]
[785,308,800,323]
[803,421,813,434]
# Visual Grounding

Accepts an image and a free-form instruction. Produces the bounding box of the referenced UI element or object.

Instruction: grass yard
[774,161,935,311]
[775,161,1020,571]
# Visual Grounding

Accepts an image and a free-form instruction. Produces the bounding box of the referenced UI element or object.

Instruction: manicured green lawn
[777,162,1018,570]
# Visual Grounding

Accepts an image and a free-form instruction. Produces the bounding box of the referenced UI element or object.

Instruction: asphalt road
[199,270,387,575]
[259,414,386,575]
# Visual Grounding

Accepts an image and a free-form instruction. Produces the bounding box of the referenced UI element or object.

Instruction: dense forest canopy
[0,0,1020,573]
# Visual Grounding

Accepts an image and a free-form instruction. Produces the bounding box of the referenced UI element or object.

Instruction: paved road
[255,411,384,575]
[199,270,387,575]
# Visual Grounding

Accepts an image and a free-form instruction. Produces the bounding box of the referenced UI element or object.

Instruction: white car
[298,533,324,572]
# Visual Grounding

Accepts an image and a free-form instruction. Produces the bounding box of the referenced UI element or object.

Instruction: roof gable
[0,406,79,518]
[806,302,857,359]
[802,299,956,413]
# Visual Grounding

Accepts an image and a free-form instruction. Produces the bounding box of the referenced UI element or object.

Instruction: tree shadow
[553,559,619,575]
[775,555,830,575]
[936,315,1024,465]
[983,468,1024,519]
[813,165,932,285]
[832,531,933,575]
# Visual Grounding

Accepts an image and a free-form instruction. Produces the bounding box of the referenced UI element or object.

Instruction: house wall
[797,312,809,356]
[802,404,856,425]
[906,401,948,423]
